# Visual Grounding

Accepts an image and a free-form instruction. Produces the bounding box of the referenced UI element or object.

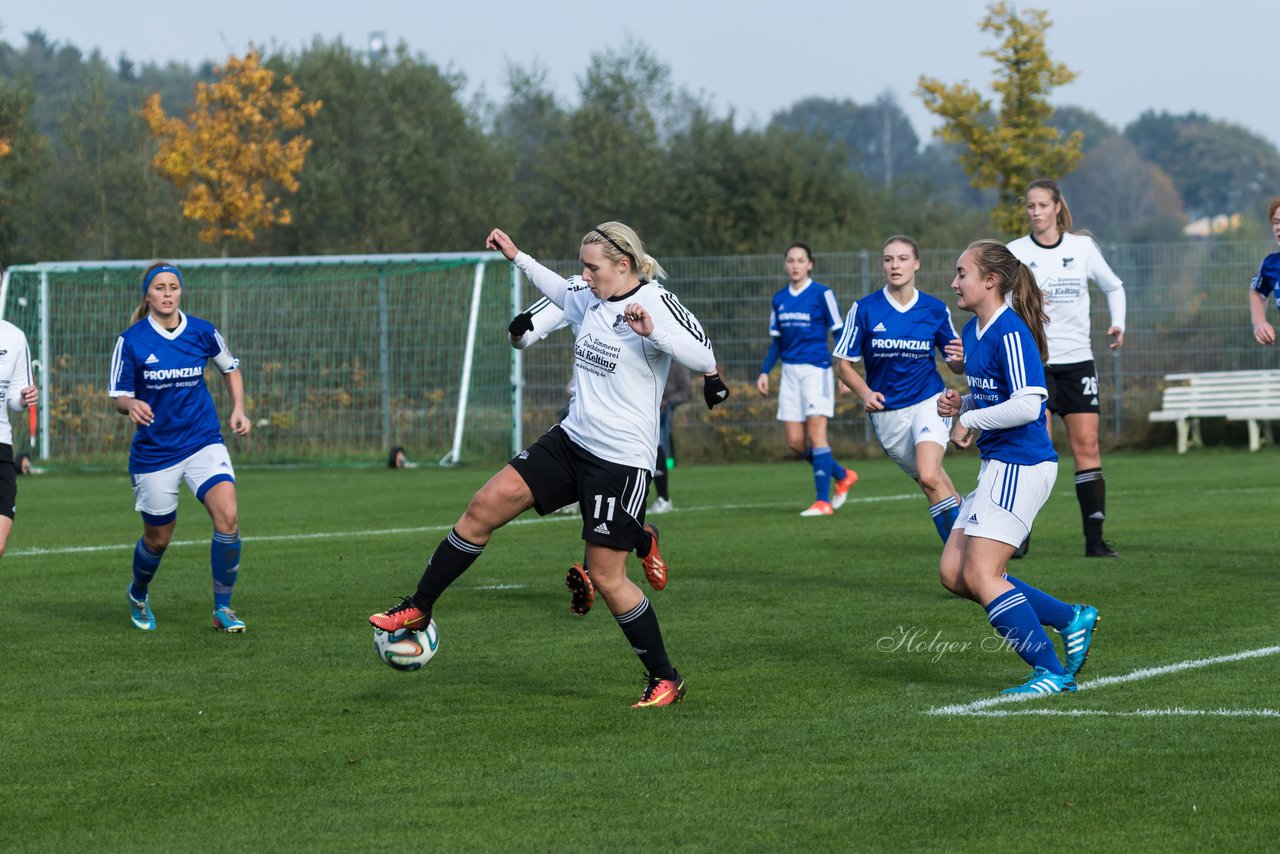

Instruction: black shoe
[1011,535,1030,559]
[1085,540,1119,558]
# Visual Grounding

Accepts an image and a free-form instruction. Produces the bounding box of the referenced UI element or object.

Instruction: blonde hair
[1025,178,1073,235]
[967,239,1049,361]
[1268,196,1280,222]
[582,221,667,282]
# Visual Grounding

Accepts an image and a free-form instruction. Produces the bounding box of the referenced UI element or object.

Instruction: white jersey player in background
[373,222,729,708]
[1008,178,1125,559]
[0,318,39,561]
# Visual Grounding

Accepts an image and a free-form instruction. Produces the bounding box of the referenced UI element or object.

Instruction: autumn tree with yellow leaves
[917,3,1082,234]
[141,50,321,249]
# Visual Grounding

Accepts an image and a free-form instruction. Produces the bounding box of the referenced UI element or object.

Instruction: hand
[756,374,769,396]
[937,388,963,418]
[861,390,885,412]
[703,373,729,409]
[508,312,534,338]
[950,418,973,449]
[19,384,37,408]
[623,303,653,337]
[485,228,520,262]
[943,338,964,362]
[229,410,252,437]
[1254,322,1276,346]
[128,399,155,427]
[1107,326,1125,350]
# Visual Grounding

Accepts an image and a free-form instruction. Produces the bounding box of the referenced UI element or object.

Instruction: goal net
[0,253,527,468]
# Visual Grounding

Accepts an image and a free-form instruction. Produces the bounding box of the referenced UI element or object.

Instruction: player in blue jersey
[833,235,965,543]
[109,262,251,633]
[937,241,1100,695]
[757,242,858,516]
[1248,196,1280,346]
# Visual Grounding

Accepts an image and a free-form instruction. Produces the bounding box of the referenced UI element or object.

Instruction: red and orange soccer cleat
[640,523,667,591]
[632,671,686,708]
[369,596,430,632]
[565,562,595,616]
[830,469,860,510]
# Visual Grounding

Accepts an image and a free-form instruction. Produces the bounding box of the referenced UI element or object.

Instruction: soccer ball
[373,621,439,672]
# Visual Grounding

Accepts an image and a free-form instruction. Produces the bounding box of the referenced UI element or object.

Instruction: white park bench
[1149,369,1280,453]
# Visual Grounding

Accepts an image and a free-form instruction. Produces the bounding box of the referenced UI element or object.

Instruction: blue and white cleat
[128,588,156,631]
[1062,604,1100,677]
[1001,666,1077,696]
[212,606,246,633]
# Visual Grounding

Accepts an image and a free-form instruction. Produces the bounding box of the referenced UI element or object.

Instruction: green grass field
[3,450,1279,851]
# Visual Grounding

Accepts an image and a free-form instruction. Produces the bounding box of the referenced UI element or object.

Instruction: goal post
[0,252,524,468]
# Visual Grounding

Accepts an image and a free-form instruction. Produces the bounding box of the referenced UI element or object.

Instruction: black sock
[412,528,484,613]
[634,529,653,559]
[654,445,670,500]
[615,597,675,679]
[1075,468,1106,544]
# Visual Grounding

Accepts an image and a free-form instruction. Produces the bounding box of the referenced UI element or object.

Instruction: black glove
[703,373,729,409]
[508,312,534,338]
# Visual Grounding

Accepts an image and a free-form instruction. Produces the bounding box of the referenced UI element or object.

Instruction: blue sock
[211,530,241,609]
[831,458,847,482]
[1003,574,1075,631]
[929,497,960,544]
[985,589,1064,674]
[811,446,834,502]
[131,539,164,601]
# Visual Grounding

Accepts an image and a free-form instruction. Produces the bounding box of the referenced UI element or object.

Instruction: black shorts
[1045,360,1101,416]
[0,444,16,519]
[509,425,650,551]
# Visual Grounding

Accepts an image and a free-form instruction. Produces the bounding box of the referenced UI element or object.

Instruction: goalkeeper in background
[373,222,728,708]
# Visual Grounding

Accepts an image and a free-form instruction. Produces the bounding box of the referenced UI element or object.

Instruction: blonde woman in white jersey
[0,319,38,558]
[372,222,728,708]
[1008,178,1125,558]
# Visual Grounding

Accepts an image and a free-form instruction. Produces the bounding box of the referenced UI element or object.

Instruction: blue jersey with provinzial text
[832,287,958,410]
[768,280,844,368]
[108,312,239,473]
[961,304,1057,466]
[1250,251,1280,309]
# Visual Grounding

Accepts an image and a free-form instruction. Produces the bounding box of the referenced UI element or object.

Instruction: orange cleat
[640,523,667,590]
[830,469,860,510]
[632,671,686,708]
[565,562,595,616]
[369,596,430,632]
[800,500,834,517]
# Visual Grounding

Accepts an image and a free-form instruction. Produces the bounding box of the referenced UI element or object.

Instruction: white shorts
[777,362,835,422]
[869,393,950,479]
[955,458,1057,547]
[131,443,236,521]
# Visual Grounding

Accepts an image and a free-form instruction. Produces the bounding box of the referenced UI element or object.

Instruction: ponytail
[130,299,149,325]
[967,240,1049,361]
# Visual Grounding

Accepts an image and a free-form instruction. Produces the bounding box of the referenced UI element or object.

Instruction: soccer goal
[0,253,531,468]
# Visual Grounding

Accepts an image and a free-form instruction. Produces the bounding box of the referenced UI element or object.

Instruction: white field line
[928,644,1280,717]
[8,492,921,558]
[956,708,1280,718]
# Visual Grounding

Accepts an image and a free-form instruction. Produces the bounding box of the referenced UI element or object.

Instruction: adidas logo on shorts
[593,522,611,535]
[967,514,979,525]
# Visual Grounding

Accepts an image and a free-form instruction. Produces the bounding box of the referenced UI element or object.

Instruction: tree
[1049,106,1116,154]
[770,92,920,189]
[0,78,50,263]
[140,49,321,249]
[917,2,1082,233]
[1125,110,1280,220]
[1060,135,1185,242]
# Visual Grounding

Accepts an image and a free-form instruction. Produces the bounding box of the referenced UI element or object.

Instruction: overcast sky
[3,0,1276,149]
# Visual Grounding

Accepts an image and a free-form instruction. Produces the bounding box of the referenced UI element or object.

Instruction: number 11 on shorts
[592,494,616,521]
